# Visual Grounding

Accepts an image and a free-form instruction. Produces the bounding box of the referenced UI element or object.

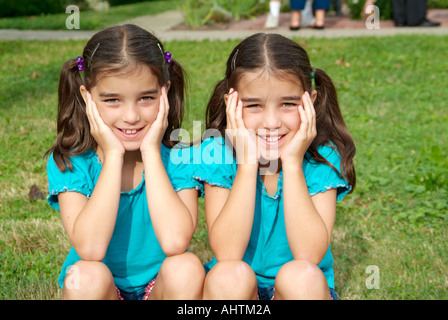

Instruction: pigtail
[310,67,356,191]
[164,59,187,148]
[45,59,95,172]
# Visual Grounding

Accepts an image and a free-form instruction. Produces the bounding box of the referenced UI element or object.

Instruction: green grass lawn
[0,34,447,300]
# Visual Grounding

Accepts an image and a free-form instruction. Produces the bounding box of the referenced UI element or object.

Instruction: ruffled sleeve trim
[47,186,92,211]
[46,150,99,212]
[162,143,204,194]
[304,144,352,201]
[192,137,236,198]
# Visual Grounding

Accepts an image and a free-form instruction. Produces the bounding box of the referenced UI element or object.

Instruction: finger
[85,92,98,132]
[225,89,232,130]
[305,92,316,136]
[162,86,169,113]
[163,87,170,122]
[298,104,308,133]
[225,88,234,108]
[303,92,312,118]
[235,99,245,129]
[90,94,105,130]
[154,87,166,125]
[227,91,238,130]
[302,92,313,134]
[225,88,234,115]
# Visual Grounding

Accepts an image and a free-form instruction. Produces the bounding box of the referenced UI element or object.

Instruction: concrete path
[1,9,447,42]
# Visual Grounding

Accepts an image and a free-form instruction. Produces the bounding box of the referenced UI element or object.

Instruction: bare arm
[58,92,125,261]
[143,150,198,256]
[281,91,335,263]
[282,163,336,264]
[141,87,198,256]
[205,89,259,261]
[205,164,258,261]
[58,155,123,261]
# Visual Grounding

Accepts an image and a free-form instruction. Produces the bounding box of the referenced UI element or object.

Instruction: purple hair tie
[157,43,173,65]
[75,56,84,71]
[164,51,173,65]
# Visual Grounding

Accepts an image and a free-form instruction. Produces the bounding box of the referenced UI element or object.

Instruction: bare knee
[152,252,205,300]
[275,259,330,300]
[62,260,117,300]
[203,260,257,300]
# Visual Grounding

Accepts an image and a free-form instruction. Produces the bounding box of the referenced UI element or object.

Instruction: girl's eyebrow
[240,96,302,102]
[98,89,159,98]
[240,97,261,103]
[139,89,159,95]
[98,92,119,98]
[281,96,302,101]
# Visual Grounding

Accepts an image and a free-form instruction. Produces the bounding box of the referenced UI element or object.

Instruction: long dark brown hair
[46,24,187,172]
[206,33,356,191]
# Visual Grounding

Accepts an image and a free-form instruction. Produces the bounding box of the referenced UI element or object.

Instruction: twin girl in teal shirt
[47,25,355,300]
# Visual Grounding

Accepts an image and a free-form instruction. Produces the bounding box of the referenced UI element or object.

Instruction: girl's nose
[263,108,281,130]
[122,103,140,124]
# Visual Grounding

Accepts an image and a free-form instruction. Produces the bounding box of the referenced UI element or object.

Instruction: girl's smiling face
[236,69,315,161]
[82,64,165,152]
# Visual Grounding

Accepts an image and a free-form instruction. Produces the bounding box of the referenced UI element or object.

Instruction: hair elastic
[157,43,173,65]
[75,43,100,72]
[311,68,316,90]
[75,56,84,71]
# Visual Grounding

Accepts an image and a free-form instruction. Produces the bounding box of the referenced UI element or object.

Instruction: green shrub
[108,0,148,6]
[0,0,88,18]
[428,0,448,8]
[346,0,393,20]
[180,0,268,28]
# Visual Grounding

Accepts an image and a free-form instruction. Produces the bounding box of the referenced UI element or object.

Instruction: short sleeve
[46,151,98,211]
[162,143,202,193]
[193,137,237,197]
[304,144,351,201]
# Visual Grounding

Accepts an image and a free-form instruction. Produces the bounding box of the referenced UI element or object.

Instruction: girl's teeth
[122,129,138,134]
[264,136,281,142]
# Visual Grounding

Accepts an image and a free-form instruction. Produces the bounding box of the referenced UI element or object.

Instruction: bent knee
[160,252,205,279]
[278,259,325,282]
[204,260,257,299]
[63,261,116,299]
[275,259,329,300]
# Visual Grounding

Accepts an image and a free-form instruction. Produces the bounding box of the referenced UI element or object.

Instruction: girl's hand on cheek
[280,91,316,166]
[86,92,125,158]
[140,86,169,155]
[225,89,259,166]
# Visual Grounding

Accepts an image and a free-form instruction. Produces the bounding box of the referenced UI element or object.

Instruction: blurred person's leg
[265,0,281,28]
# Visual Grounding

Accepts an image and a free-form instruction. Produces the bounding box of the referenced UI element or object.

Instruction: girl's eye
[282,103,298,108]
[104,98,119,104]
[244,104,261,109]
[140,96,154,103]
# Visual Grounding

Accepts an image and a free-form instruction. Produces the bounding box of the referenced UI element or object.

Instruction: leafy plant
[346,0,393,20]
[180,0,268,28]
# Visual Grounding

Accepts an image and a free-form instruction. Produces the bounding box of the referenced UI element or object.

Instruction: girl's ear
[165,80,171,93]
[80,85,88,104]
[311,89,317,104]
[224,88,234,106]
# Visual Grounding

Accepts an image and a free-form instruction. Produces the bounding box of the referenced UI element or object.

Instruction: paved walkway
[0,9,447,41]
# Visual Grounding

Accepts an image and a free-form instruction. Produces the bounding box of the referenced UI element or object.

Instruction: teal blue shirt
[47,144,200,293]
[194,137,351,289]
